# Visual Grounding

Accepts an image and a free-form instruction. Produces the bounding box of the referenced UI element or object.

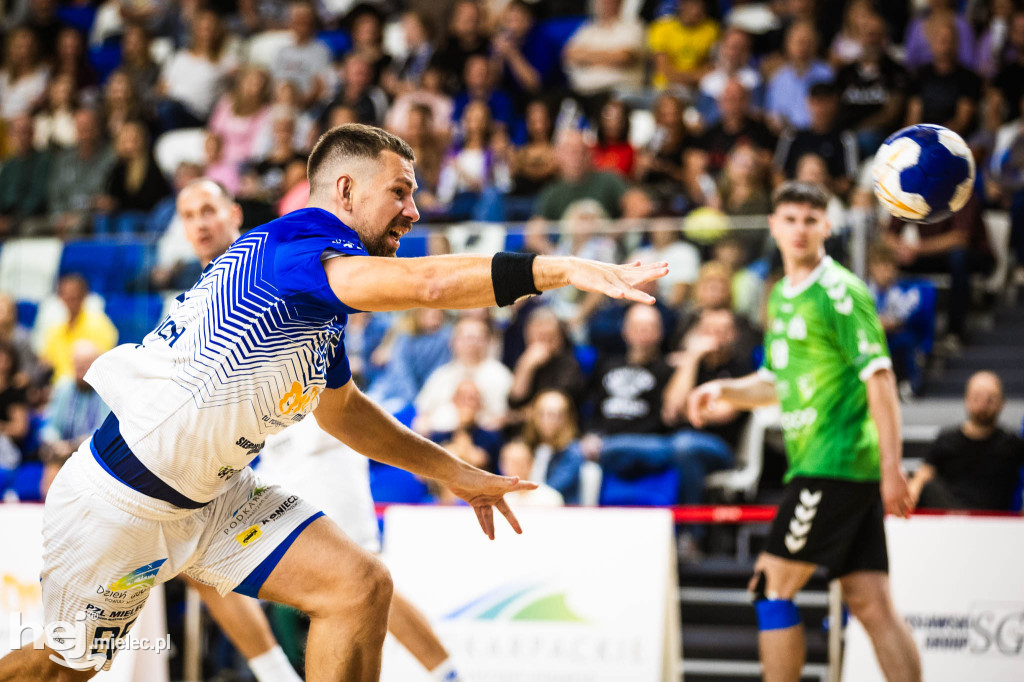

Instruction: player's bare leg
[388,591,450,672]
[841,571,921,682]
[183,576,301,681]
[257,515,393,682]
[748,553,818,682]
[0,642,98,682]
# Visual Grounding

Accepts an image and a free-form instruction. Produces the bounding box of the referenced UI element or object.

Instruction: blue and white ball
[872,124,975,224]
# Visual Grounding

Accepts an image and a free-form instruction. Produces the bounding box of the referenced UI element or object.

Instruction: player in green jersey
[688,182,921,682]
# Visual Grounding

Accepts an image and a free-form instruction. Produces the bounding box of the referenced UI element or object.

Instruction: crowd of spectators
[3,0,1024,541]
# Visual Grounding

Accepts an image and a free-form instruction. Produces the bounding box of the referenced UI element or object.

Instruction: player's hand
[686,381,723,429]
[566,259,669,305]
[448,467,538,540]
[881,468,915,518]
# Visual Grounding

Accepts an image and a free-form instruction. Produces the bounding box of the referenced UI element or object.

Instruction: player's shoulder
[813,257,873,303]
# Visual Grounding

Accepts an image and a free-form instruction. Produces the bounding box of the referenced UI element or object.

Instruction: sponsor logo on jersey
[780,407,818,433]
[84,605,104,620]
[106,603,146,620]
[279,382,320,416]
[217,465,242,479]
[106,559,167,592]
[223,485,270,534]
[236,525,263,547]
[233,436,265,457]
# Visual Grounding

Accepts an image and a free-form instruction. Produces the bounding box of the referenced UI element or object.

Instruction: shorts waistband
[92,412,209,510]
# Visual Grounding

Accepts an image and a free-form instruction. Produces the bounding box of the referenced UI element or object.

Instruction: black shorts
[763,476,889,579]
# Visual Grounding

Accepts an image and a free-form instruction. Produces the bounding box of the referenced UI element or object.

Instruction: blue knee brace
[754,598,801,631]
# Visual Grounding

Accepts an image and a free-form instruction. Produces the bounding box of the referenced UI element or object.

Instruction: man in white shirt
[562,0,645,101]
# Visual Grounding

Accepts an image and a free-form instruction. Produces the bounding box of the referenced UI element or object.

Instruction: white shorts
[40,442,321,671]
[257,417,381,553]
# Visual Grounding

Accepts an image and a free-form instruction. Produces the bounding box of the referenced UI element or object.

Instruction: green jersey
[761,257,892,483]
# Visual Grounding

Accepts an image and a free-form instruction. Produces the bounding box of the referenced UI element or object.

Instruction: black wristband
[491,252,541,307]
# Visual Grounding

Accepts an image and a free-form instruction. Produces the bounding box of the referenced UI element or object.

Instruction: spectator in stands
[324,53,388,126]
[94,119,171,234]
[828,0,874,66]
[992,11,1024,122]
[0,27,49,123]
[764,20,833,132]
[697,28,762,119]
[562,0,645,115]
[0,115,50,236]
[156,11,239,132]
[39,339,109,467]
[507,99,559,205]
[521,389,586,503]
[208,67,272,172]
[774,81,858,198]
[53,27,97,93]
[431,0,491,94]
[661,307,751,493]
[581,303,673,444]
[436,100,511,221]
[718,144,773,217]
[33,74,78,151]
[452,54,516,135]
[383,65,454,139]
[366,308,451,413]
[45,106,116,237]
[835,10,909,155]
[903,0,977,71]
[909,371,1024,510]
[119,23,161,111]
[792,152,848,233]
[347,5,391,85]
[271,1,334,110]
[499,440,566,507]
[508,307,584,412]
[647,0,721,89]
[430,379,504,473]
[628,218,702,308]
[384,11,435,97]
[591,100,635,179]
[867,243,928,397]
[414,316,513,434]
[23,0,63,49]
[694,79,776,178]
[39,274,117,384]
[905,17,982,138]
[275,156,310,215]
[674,260,761,360]
[0,294,39,386]
[975,0,1017,79]
[533,130,629,220]
[255,117,305,198]
[0,341,29,478]
[636,92,692,199]
[713,236,763,321]
[885,194,994,348]
[491,0,559,113]
[399,104,446,210]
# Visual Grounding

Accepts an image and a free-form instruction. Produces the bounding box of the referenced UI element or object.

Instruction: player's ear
[337,175,355,211]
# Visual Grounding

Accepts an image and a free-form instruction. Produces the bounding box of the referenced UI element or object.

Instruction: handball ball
[872,124,975,224]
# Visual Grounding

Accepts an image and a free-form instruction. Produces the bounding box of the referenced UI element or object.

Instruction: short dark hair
[307,123,415,191]
[868,242,898,266]
[771,181,829,212]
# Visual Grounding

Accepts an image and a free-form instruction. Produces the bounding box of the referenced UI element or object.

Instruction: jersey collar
[781,256,832,299]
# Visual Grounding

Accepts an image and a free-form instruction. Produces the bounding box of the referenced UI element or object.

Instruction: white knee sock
[431,658,463,681]
[248,645,302,682]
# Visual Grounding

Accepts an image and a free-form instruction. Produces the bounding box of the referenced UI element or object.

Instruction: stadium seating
[0,238,64,303]
[705,405,780,502]
[154,128,209,178]
[368,461,432,504]
[59,239,155,296]
[599,466,679,506]
[245,30,295,68]
[104,293,165,344]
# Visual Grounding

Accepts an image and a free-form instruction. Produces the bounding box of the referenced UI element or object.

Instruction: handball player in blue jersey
[0,124,667,682]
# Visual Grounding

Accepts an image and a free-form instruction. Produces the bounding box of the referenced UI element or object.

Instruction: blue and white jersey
[86,208,367,504]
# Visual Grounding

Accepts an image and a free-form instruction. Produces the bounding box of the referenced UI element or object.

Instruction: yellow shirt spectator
[40,275,118,383]
[648,16,720,89]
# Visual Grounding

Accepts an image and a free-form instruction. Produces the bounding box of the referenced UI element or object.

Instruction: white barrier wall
[0,503,169,681]
[381,506,680,682]
[843,515,1024,681]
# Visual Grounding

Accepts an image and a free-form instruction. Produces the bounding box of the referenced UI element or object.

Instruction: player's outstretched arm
[686,372,778,427]
[324,253,668,312]
[866,367,915,518]
[313,380,537,539]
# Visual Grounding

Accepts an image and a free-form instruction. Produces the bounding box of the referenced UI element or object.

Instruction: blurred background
[0,0,1023,678]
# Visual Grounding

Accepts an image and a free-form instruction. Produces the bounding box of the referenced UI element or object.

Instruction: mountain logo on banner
[443,583,587,623]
